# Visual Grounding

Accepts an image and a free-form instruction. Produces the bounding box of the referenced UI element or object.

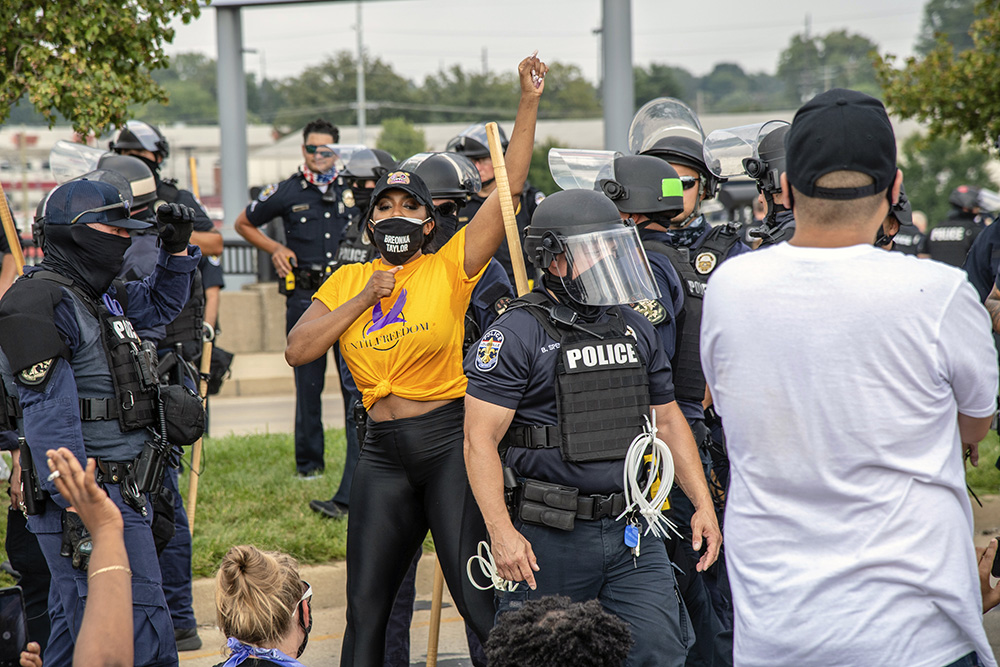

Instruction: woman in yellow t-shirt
[285,55,546,667]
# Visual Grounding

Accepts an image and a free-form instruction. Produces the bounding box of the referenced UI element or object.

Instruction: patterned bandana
[221,638,308,667]
[663,216,708,247]
[300,164,338,186]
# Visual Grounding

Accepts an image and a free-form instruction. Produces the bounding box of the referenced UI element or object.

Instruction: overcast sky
[166,0,926,85]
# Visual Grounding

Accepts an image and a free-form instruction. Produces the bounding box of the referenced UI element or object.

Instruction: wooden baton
[485,122,530,297]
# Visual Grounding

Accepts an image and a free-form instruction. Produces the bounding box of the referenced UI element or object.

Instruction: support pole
[601,0,634,152]
[216,6,249,241]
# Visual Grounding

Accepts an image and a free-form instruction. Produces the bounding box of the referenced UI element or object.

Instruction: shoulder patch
[475,330,504,372]
[534,191,546,206]
[494,296,512,316]
[208,254,222,266]
[18,358,55,387]
[258,183,278,202]
[631,299,667,325]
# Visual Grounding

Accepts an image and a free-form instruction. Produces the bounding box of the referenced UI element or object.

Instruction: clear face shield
[547,148,620,191]
[556,225,660,306]
[50,141,110,184]
[628,97,706,154]
[702,120,790,188]
[397,152,483,195]
[343,148,390,180]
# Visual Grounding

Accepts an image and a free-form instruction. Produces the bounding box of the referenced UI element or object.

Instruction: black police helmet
[96,154,157,208]
[949,184,981,210]
[640,135,722,199]
[405,153,481,200]
[600,155,685,218]
[109,120,170,158]
[523,189,623,268]
[446,123,508,160]
[743,124,788,195]
[343,149,397,181]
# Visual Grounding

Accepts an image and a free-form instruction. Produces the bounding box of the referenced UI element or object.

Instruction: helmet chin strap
[673,180,706,228]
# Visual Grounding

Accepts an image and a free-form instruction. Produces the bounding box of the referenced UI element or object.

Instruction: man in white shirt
[701,88,999,667]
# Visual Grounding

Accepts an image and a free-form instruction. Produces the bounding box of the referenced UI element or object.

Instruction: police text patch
[476,330,504,372]
[560,339,640,374]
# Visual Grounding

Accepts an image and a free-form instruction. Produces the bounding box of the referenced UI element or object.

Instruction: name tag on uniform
[561,339,640,374]
[292,204,310,213]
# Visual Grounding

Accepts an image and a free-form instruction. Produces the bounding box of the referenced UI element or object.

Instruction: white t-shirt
[701,243,998,667]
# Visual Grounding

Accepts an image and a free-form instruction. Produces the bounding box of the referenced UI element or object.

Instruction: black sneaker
[175,627,202,651]
[309,499,348,519]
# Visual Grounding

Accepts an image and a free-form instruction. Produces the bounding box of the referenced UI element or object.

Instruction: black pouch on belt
[518,479,579,532]
[160,384,206,446]
[352,400,368,446]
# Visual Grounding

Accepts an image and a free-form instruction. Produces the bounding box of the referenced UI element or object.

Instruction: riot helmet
[96,154,157,209]
[524,189,659,306]
[342,149,396,181]
[109,120,170,158]
[890,183,913,227]
[949,185,981,211]
[641,136,722,201]
[599,155,685,221]
[446,122,508,160]
[397,152,482,201]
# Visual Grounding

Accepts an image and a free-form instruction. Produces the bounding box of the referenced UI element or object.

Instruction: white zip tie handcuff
[467,541,520,592]
[618,412,682,541]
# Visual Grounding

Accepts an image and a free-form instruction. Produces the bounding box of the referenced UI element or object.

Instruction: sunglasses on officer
[679,176,700,191]
[304,145,337,159]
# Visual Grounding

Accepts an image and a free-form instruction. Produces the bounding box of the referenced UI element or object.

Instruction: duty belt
[503,425,559,449]
[95,458,147,516]
[515,475,627,531]
[79,397,123,421]
[575,492,627,521]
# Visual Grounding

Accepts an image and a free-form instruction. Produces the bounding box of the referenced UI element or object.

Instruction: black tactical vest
[160,268,205,350]
[331,218,378,270]
[514,292,651,463]
[641,224,740,403]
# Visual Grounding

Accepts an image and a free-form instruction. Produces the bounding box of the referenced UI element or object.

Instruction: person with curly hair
[485,596,632,667]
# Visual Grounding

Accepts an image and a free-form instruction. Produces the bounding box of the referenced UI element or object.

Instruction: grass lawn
[3,428,1000,586]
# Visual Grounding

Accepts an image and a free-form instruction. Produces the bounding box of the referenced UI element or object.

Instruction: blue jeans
[287,295,327,474]
[496,516,693,667]
[944,653,979,667]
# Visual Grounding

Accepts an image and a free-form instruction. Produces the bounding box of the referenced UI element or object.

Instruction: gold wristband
[88,565,132,581]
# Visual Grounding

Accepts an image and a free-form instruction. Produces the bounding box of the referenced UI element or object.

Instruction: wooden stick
[485,122,530,297]
[188,155,200,200]
[0,182,26,275]
[187,335,213,536]
[426,557,445,667]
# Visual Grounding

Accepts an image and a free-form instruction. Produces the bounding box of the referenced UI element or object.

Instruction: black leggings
[340,401,495,667]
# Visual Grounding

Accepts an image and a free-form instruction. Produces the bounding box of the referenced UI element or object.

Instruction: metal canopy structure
[214,0,633,233]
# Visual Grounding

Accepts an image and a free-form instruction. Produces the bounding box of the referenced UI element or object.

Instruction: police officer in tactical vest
[878,184,922,255]
[234,119,357,478]
[446,122,545,284]
[928,185,983,267]
[0,177,201,666]
[464,189,721,667]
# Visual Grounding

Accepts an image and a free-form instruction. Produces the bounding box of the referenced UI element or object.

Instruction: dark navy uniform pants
[34,486,177,667]
[286,294,328,474]
[496,516,693,667]
[159,465,196,631]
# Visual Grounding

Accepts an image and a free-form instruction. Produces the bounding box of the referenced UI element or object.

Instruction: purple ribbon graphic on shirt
[366,288,407,335]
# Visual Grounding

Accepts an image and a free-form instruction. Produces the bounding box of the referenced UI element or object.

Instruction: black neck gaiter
[541,272,607,322]
[40,225,133,299]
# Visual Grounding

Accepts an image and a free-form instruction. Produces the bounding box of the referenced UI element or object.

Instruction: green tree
[875,0,1000,150]
[0,1,201,135]
[376,117,426,159]
[900,132,998,224]
[539,63,601,119]
[916,0,978,55]
[132,53,219,124]
[634,63,687,109]
[777,30,880,104]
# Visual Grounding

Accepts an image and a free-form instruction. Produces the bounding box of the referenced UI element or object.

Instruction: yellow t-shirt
[313,226,486,409]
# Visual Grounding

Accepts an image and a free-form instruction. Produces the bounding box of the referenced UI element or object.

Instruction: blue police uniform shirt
[637,228,685,360]
[244,172,357,274]
[964,221,1000,302]
[8,248,200,532]
[468,260,513,336]
[464,291,675,495]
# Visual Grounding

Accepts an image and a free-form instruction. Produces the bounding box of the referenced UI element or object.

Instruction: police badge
[343,189,356,208]
[695,251,718,275]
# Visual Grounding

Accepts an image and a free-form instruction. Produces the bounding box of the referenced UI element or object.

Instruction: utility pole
[356,1,367,145]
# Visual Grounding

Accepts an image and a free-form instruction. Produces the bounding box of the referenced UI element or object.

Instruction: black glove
[156,203,195,254]
[60,510,93,571]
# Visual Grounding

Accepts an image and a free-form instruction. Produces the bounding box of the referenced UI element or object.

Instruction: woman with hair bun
[213,545,313,667]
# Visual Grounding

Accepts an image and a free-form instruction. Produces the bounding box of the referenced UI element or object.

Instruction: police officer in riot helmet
[447,122,545,284]
[464,188,721,667]
[95,154,207,651]
[928,184,984,267]
[744,126,795,247]
[0,177,201,665]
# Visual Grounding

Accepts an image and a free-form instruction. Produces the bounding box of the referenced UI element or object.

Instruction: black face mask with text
[368,216,429,265]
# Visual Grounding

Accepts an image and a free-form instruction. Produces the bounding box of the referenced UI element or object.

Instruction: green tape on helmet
[662,178,683,198]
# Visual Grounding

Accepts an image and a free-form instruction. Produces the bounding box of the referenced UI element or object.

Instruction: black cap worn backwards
[785,88,896,200]
[366,170,435,220]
